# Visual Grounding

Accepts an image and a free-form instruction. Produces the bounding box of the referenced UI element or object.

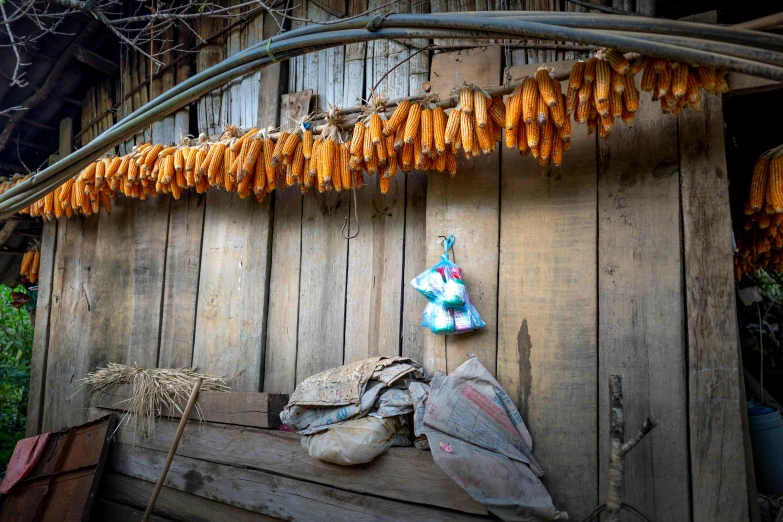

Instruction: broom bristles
[70,362,229,440]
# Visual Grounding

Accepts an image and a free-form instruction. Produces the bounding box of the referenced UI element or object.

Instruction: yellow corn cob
[460,111,474,153]
[522,78,539,125]
[282,132,300,161]
[566,87,579,115]
[331,145,342,191]
[460,88,473,114]
[241,139,263,181]
[610,90,623,118]
[164,154,175,184]
[536,95,548,126]
[254,148,267,194]
[366,138,379,175]
[640,63,656,92]
[376,138,388,167]
[584,57,598,84]
[505,87,523,131]
[657,65,672,97]
[672,63,688,98]
[263,137,276,191]
[272,132,289,166]
[144,144,163,171]
[351,122,366,156]
[299,129,313,159]
[363,123,374,163]
[107,156,121,179]
[20,251,33,276]
[697,66,717,92]
[576,95,590,124]
[402,143,414,171]
[369,113,383,146]
[552,135,563,167]
[759,213,771,229]
[385,134,396,161]
[685,71,702,102]
[517,122,529,156]
[434,151,446,173]
[605,49,630,75]
[207,143,226,184]
[474,90,489,128]
[404,103,422,144]
[632,56,651,75]
[610,71,626,95]
[31,251,40,280]
[384,99,411,137]
[623,74,639,112]
[59,178,73,205]
[539,119,554,162]
[600,113,614,135]
[560,96,572,140]
[595,59,611,103]
[476,123,492,154]
[394,120,406,151]
[445,151,457,177]
[767,158,783,212]
[310,141,321,179]
[383,155,398,179]
[568,61,585,92]
[81,162,97,183]
[505,119,518,149]
[489,117,501,147]
[378,175,390,194]
[526,121,538,150]
[432,107,447,154]
[551,80,565,128]
[420,108,433,156]
[536,66,557,107]
[488,97,506,127]
[578,81,593,108]
[340,143,351,189]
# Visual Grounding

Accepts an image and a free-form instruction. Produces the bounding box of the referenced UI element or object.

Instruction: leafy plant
[0,284,33,470]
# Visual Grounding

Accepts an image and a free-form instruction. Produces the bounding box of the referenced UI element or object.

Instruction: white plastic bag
[301,416,410,465]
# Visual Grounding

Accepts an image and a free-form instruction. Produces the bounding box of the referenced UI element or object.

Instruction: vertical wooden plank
[158,192,205,368]
[59,118,72,157]
[496,80,597,520]
[264,90,312,394]
[42,216,99,431]
[86,197,170,371]
[174,26,192,139]
[25,220,57,437]
[342,0,368,108]
[193,192,272,391]
[679,93,749,522]
[423,48,501,375]
[257,13,284,132]
[296,189,349,382]
[196,16,225,136]
[597,95,690,521]
[344,0,409,363]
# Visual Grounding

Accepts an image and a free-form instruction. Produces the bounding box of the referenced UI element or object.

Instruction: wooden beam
[9,137,51,152]
[0,161,28,174]
[726,72,782,97]
[0,21,99,156]
[0,221,18,245]
[59,117,73,158]
[73,45,120,79]
[0,113,57,132]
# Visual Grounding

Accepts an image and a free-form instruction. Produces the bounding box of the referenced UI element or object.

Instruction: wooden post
[59,117,72,158]
[142,377,203,522]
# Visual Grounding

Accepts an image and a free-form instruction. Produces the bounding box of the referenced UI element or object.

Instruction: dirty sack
[282,355,566,521]
[411,355,567,521]
[280,356,425,464]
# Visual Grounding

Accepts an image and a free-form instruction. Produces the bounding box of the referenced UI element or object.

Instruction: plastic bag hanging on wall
[411,235,485,335]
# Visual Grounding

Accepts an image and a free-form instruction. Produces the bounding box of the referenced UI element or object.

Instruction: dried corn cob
[370,113,383,145]
[460,88,473,114]
[537,66,557,107]
[460,111,474,154]
[445,108,461,145]
[769,157,783,212]
[595,59,611,103]
[433,107,447,155]
[672,63,689,98]
[384,100,411,137]
[404,103,422,144]
[272,132,289,166]
[584,57,598,84]
[536,95,549,127]
[522,78,539,125]
[420,108,433,156]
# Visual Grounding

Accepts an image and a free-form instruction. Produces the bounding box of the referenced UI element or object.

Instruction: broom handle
[142,377,203,522]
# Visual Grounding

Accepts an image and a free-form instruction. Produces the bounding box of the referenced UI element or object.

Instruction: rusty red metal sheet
[0,414,116,522]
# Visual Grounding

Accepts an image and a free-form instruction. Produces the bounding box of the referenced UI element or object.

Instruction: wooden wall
[25,3,750,521]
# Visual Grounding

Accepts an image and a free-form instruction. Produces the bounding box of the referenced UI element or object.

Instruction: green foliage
[0,285,33,471]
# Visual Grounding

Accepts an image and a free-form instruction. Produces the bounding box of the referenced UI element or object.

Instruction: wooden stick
[605,375,657,522]
[142,377,203,522]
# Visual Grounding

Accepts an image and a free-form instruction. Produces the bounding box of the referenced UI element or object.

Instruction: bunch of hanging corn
[19,247,40,284]
[505,66,571,166]
[563,50,640,138]
[735,145,783,279]
[637,56,728,114]
[442,85,502,169]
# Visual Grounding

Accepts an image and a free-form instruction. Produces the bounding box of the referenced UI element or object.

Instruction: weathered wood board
[497,79,598,521]
[679,93,749,522]
[109,443,487,521]
[42,216,99,431]
[91,385,287,428]
[425,47,502,375]
[90,408,486,516]
[99,472,279,522]
[264,90,312,394]
[597,93,690,521]
[26,221,57,436]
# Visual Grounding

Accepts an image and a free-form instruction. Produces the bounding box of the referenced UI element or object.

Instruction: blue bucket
[748,402,783,495]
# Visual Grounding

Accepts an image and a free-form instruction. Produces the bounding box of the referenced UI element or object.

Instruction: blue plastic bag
[412,235,485,335]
